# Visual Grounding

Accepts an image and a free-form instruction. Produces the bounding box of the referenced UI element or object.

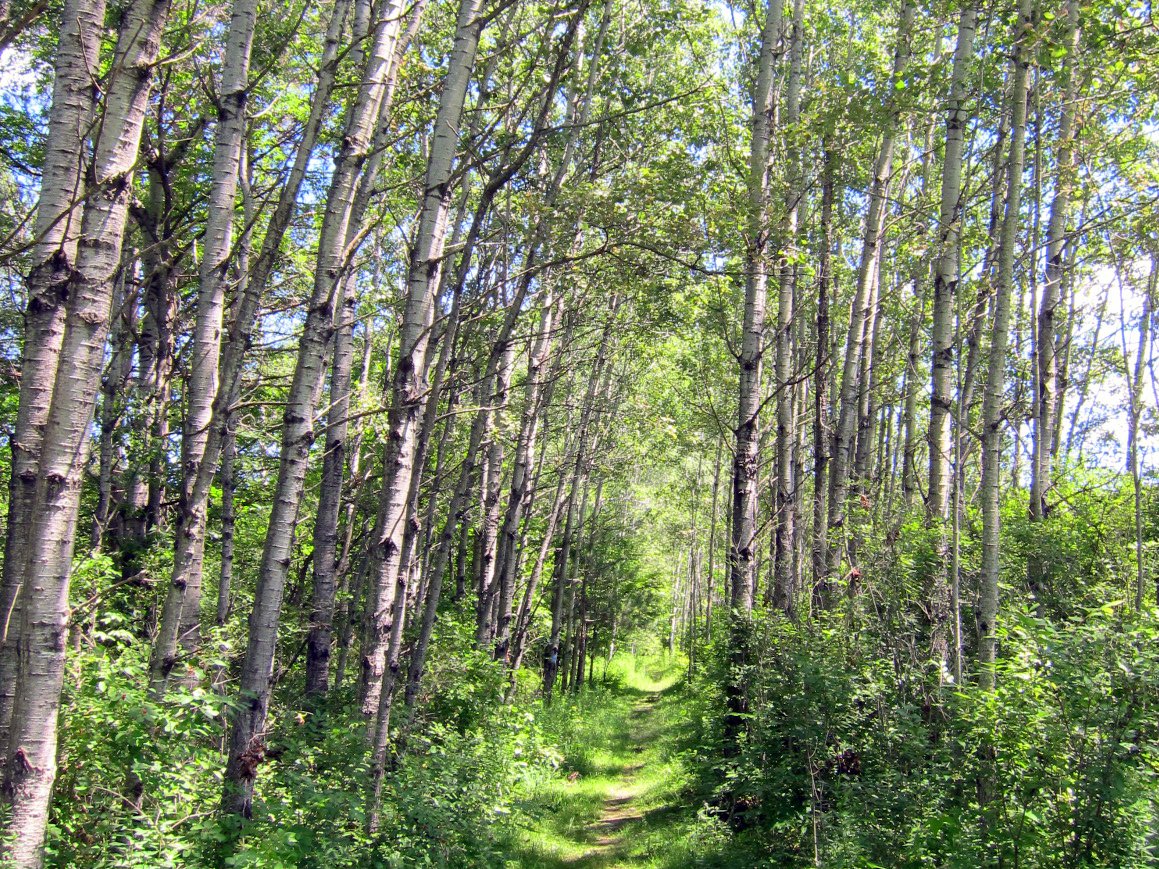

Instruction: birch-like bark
[358,0,486,717]
[772,0,804,615]
[133,160,179,535]
[493,295,558,660]
[1029,0,1079,573]
[508,452,573,681]
[979,0,1032,689]
[900,275,925,511]
[544,305,616,701]
[811,144,835,606]
[361,0,487,826]
[928,3,978,522]
[149,0,260,692]
[0,0,105,754]
[151,0,351,704]
[304,273,358,699]
[222,0,407,817]
[705,435,721,636]
[474,343,516,645]
[303,5,426,700]
[1,0,170,859]
[91,268,137,549]
[729,0,780,614]
[217,407,239,627]
[364,2,587,711]
[827,0,914,578]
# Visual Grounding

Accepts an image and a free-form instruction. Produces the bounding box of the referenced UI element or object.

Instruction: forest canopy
[0,0,1157,864]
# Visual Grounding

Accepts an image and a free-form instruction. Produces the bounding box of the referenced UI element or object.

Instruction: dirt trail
[569,693,661,863]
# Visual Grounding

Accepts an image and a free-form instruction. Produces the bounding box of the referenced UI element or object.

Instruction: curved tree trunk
[1,0,171,859]
[0,0,106,757]
[223,0,409,818]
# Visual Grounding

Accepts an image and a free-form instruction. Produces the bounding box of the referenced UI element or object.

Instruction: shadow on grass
[506,662,762,868]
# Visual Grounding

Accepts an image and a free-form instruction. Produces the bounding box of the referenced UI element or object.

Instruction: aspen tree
[827,0,915,579]
[0,0,106,752]
[729,0,781,614]
[979,0,1033,688]
[1,0,172,858]
[1029,0,1079,587]
[151,0,354,699]
[149,0,260,692]
[772,0,804,614]
[223,0,410,816]
[928,4,979,523]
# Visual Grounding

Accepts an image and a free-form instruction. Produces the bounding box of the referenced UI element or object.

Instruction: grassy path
[510,663,697,868]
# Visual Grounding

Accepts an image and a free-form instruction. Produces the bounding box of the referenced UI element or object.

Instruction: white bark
[223,0,408,817]
[772,0,804,614]
[0,0,106,753]
[150,0,260,693]
[827,0,914,578]
[1,0,170,859]
[729,0,781,614]
[928,4,978,523]
[979,0,1032,688]
[1030,0,1079,529]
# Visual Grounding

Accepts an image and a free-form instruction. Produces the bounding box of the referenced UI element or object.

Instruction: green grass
[505,655,733,868]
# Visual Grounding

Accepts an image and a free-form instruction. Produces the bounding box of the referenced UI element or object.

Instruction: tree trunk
[729,0,781,615]
[0,0,106,757]
[493,294,558,660]
[927,3,978,524]
[1127,257,1156,608]
[1028,0,1079,589]
[772,0,804,615]
[149,0,260,693]
[223,0,409,818]
[361,0,487,829]
[304,273,358,699]
[1,0,171,859]
[811,144,835,608]
[978,0,1031,689]
[827,0,914,580]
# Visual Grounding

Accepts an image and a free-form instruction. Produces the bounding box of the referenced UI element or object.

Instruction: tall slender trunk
[1,0,171,859]
[1029,0,1079,587]
[508,454,573,681]
[304,273,358,699]
[402,351,506,712]
[772,0,804,615]
[928,3,978,522]
[705,435,722,637]
[979,0,1032,689]
[811,144,835,607]
[374,4,590,716]
[544,303,616,701]
[217,407,239,627]
[0,0,106,756]
[91,269,137,550]
[1127,257,1156,608]
[729,0,781,615]
[149,0,260,692]
[475,343,516,645]
[151,0,352,703]
[493,294,558,659]
[362,0,487,829]
[827,0,914,578]
[216,151,255,633]
[223,0,409,818]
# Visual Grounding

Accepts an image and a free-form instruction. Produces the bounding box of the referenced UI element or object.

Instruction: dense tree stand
[0,0,1158,864]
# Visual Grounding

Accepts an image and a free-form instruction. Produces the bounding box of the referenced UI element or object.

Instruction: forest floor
[509,660,716,868]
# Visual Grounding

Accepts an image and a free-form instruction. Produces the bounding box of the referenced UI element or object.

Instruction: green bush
[692,603,1159,868]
